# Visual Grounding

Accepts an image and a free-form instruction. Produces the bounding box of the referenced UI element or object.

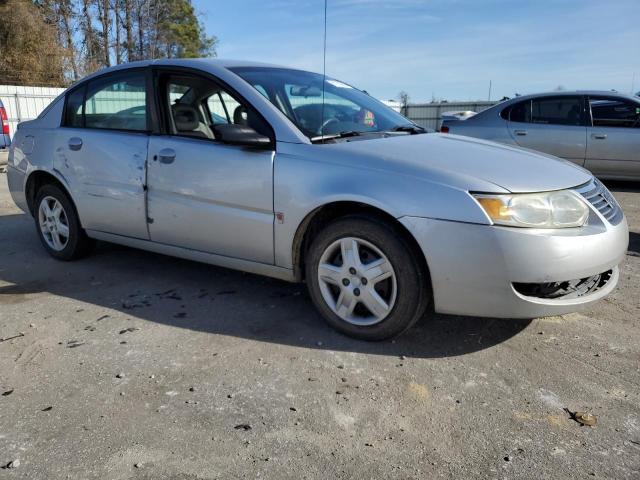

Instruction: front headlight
[473,190,589,228]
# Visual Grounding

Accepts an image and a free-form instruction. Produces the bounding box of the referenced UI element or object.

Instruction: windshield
[230,67,416,141]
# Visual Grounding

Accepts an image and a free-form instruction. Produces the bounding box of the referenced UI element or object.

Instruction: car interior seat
[172,104,214,139]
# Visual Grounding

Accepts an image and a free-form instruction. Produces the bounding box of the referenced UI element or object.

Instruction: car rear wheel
[34,184,92,260]
[306,216,431,341]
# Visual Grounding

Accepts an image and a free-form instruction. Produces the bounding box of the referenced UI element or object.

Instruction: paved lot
[0,174,639,479]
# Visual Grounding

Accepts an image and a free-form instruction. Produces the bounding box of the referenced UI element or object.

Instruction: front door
[54,69,150,239]
[507,95,587,165]
[146,70,275,264]
[585,95,640,178]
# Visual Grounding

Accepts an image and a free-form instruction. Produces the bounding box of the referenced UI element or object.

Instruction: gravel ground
[0,174,639,479]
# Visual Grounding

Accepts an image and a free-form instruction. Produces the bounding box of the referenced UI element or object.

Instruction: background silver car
[442,91,640,180]
[6,60,629,340]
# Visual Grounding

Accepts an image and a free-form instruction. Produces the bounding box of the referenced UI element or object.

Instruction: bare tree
[4,0,217,85]
[59,0,79,79]
[398,91,410,116]
[123,0,135,61]
[95,0,111,67]
[112,0,122,64]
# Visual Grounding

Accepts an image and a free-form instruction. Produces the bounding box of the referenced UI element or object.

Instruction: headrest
[173,104,199,131]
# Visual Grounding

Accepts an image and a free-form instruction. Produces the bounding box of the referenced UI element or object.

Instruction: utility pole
[488,80,492,101]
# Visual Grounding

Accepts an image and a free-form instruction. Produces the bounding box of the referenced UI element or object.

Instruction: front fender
[273,144,491,269]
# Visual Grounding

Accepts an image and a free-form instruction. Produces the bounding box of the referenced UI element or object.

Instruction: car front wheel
[306,216,431,341]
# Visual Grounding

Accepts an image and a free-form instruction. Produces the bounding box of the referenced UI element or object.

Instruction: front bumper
[400,215,628,319]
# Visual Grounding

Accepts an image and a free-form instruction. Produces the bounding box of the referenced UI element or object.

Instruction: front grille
[513,270,612,299]
[576,179,623,225]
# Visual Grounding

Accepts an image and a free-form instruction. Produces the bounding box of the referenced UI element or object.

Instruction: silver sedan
[442,91,640,180]
[6,60,629,340]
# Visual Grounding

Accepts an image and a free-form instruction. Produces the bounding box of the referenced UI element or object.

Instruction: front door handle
[68,137,83,151]
[513,129,527,136]
[157,148,176,164]
[591,133,607,140]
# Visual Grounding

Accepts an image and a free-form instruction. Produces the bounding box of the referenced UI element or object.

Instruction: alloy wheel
[38,196,70,251]
[317,237,397,326]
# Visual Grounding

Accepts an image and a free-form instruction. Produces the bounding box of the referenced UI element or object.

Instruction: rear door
[506,95,587,165]
[585,95,640,178]
[55,69,150,239]
[145,68,275,264]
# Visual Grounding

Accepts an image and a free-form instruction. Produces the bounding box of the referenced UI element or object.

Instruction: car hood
[320,133,592,193]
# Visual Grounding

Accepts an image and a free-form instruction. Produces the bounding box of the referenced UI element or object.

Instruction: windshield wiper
[389,124,426,134]
[310,130,364,143]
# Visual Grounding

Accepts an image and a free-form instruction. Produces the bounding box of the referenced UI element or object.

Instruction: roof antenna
[320,0,328,142]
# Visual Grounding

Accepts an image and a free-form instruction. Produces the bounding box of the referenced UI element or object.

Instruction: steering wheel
[318,117,339,135]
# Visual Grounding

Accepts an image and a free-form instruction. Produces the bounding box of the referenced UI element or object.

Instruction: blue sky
[193,0,640,102]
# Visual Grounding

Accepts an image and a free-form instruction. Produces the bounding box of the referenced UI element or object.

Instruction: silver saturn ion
[441,91,640,180]
[6,60,629,340]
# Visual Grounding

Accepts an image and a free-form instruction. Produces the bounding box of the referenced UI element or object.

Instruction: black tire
[34,184,92,260]
[306,215,431,341]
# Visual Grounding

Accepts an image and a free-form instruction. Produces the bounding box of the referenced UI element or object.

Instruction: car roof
[69,58,298,87]
[502,90,638,103]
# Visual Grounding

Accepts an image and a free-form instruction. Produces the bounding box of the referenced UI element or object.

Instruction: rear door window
[530,96,583,126]
[589,97,640,128]
[504,100,531,123]
[82,71,148,131]
[64,87,85,128]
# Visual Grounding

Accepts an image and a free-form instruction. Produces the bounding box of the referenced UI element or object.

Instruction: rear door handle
[513,129,527,136]
[157,148,176,164]
[68,137,83,151]
[591,133,607,140]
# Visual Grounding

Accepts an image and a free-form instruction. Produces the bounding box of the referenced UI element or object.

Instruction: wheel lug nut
[349,267,356,275]
[353,288,360,297]
[361,277,368,285]
[342,278,350,286]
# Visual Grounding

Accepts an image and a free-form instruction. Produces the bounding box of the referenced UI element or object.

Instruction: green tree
[154,0,216,58]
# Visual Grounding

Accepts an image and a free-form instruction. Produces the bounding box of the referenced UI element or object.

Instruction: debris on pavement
[0,332,25,343]
[119,327,140,335]
[2,389,13,396]
[234,424,252,431]
[155,289,182,300]
[565,408,598,426]
[2,459,20,469]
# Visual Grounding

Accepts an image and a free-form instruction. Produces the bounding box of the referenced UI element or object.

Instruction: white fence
[0,85,65,138]
[1,84,499,138]
[404,101,497,130]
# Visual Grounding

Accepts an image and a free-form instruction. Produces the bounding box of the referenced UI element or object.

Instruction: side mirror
[214,124,272,148]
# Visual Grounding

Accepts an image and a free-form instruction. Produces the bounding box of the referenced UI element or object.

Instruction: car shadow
[628,231,640,256]
[0,212,531,359]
